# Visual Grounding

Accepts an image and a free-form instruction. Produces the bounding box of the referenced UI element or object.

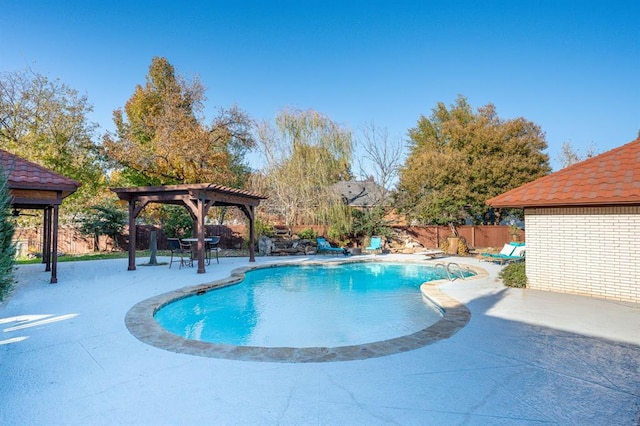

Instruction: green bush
[296,228,317,240]
[78,201,127,251]
[254,218,275,238]
[161,205,193,238]
[0,171,15,301]
[499,262,527,288]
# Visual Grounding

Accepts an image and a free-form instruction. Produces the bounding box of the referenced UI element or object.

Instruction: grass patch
[15,248,253,265]
[16,250,162,264]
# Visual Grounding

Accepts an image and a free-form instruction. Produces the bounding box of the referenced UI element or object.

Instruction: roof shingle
[487,138,640,208]
[0,149,81,192]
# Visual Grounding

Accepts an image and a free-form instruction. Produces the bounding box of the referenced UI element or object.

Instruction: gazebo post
[43,207,51,271]
[50,204,59,284]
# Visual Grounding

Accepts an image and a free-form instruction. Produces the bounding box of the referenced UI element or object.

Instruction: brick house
[487,138,640,303]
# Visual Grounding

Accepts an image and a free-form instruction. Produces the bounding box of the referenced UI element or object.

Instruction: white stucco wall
[525,206,640,303]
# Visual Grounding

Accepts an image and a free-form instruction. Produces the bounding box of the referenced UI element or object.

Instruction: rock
[258,236,275,255]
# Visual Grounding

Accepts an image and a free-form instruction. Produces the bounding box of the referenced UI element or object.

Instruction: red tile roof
[487,138,640,208]
[0,149,81,194]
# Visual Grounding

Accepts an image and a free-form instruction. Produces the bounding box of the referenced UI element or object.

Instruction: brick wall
[525,206,639,303]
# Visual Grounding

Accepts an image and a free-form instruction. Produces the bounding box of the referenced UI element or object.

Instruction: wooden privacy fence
[119,225,247,251]
[14,224,248,256]
[14,224,523,256]
[403,225,525,249]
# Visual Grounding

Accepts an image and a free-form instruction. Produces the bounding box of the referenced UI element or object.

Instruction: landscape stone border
[125,258,487,363]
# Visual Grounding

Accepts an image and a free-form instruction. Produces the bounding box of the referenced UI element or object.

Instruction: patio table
[181,238,217,264]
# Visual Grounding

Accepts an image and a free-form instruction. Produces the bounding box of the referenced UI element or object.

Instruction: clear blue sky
[2,1,639,170]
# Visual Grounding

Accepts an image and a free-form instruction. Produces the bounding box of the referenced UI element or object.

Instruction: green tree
[0,167,15,300]
[396,95,550,225]
[254,108,353,227]
[103,57,254,187]
[159,205,193,238]
[78,202,127,251]
[0,69,106,215]
[351,206,392,241]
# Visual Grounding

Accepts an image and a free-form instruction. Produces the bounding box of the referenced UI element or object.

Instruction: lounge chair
[317,237,349,256]
[365,236,383,254]
[481,242,525,264]
[416,249,445,259]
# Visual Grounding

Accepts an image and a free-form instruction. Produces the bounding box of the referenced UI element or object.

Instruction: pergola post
[248,205,256,262]
[128,199,136,271]
[194,198,206,273]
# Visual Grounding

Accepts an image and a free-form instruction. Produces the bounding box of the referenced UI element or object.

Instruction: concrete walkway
[1,255,639,425]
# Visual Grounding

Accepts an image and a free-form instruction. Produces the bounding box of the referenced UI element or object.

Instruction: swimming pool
[154,262,472,348]
[125,259,479,362]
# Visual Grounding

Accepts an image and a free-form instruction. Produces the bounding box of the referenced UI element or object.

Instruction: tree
[557,141,598,169]
[0,69,106,215]
[103,57,254,187]
[0,167,15,300]
[254,108,353,227]
[396,95,551,225]
[355,122,404,200]
[78,202,127,251]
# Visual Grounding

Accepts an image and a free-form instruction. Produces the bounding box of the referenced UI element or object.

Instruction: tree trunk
[148,230,158,265]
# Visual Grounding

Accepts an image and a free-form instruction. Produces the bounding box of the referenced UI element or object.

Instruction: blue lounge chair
[317,237,349,256]
[481,242,525,264]
[365,236,383,254]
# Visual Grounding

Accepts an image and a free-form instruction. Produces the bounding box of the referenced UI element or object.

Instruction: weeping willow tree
[254,108,353,228]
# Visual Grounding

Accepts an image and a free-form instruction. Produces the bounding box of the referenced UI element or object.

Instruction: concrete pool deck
[1,254,639,425]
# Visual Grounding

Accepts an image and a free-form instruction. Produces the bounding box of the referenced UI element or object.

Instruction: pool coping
[124,258,487,363]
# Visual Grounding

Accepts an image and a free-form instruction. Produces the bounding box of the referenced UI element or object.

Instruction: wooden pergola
[111,183,267,273]
[0,150,81,283]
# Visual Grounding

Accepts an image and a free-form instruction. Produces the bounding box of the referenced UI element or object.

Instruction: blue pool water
[155,262,465,348]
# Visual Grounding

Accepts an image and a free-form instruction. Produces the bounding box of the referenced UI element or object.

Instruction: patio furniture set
[168,237,221,269]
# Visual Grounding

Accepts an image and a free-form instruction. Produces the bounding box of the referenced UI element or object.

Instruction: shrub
[296,228,317,240]
[499,262,527,288]
[78,202,127,251]
[327,225,350,247]
[161,205,193,238]
[0,171,15,301]
[254,218,275,238]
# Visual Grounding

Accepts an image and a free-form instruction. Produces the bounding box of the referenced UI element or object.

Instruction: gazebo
[0,150,81,283]
[111,183,267,273]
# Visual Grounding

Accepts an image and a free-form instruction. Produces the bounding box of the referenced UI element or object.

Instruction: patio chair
[205,236,221,265]
[316,237,349,256]
[365,236,383,254]
[168,238,193,269]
